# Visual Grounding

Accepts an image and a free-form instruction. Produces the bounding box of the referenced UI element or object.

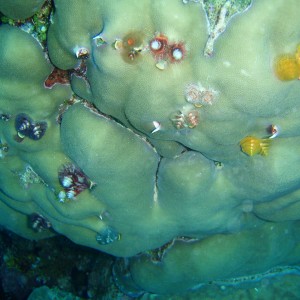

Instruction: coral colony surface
[1,0,300,298]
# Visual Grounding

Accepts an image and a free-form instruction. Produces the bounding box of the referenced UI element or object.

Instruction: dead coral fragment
[44,67,70,88]
[202,0,252,56]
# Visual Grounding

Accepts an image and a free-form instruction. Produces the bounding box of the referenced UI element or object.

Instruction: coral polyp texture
[1,0,300,295]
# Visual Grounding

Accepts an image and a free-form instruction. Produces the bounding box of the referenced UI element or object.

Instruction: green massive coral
[1,0,300,295]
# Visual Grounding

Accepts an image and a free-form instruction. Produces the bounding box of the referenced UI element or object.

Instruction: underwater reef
[1,0,300,296]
